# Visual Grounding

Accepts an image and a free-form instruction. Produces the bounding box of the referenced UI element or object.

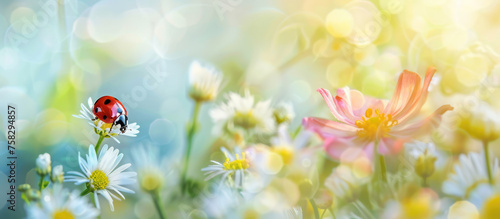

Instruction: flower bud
[273,102,295,125]
[36,153,51,175]
[26,189,41,202]
[415,153,437,178]
[188,61,222,102]
[18,184,31,192]
[51,165,64,183]
[298,179,315,199]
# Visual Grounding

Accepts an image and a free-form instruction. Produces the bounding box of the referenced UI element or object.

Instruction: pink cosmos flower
[303,67,453,159]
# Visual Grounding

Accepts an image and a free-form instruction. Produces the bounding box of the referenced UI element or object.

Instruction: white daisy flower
[202,147,251,188]
[66,144,136,211]
[73,97,140,143]
[210,91,275,142]
[442,152,499,208]
[26,184,99,219]
[131,144,171,193]
[273,102,295,125]
[188,60,223,102]
[270,125,314,167]
[36,153,51,175]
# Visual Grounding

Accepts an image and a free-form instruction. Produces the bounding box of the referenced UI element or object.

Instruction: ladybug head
[115,115,128,133]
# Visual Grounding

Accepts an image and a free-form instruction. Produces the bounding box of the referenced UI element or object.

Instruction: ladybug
[93,96,128,133]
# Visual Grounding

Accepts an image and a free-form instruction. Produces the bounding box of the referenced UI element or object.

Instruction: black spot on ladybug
[94,107,98,113]
[103,115,107,120]
[104,99,111,105]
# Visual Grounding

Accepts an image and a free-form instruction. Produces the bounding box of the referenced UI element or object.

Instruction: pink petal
[317,88,358,125]
[323,136,372,160]
[396,67,437,124]
[390,104,454,138]
[377,138,405,155]
[353,96,386,118]
[384,69,423,119]
[302,117,357,139]
[317,88,350,124]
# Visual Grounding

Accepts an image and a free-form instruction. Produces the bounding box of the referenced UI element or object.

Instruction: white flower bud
[36,153,51,175]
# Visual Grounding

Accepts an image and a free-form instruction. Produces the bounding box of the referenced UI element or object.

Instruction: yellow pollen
[90,170,109,190]
[223,152,250,170]
[53,210,75,219]
[355,108,398,140]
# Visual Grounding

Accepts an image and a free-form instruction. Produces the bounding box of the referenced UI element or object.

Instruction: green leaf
[42,181,49,189]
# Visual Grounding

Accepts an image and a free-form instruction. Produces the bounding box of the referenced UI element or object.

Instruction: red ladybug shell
[93,96,127,124]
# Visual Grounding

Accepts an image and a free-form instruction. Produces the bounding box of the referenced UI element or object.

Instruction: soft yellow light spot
[402,193,434,219]
[223,153,250,170]
[271,146,294,165]
[90,170,109,190]
[355,108,398,140]
[326,59,354,88]
[447,201,479,219]
[53,209,75,219]
[325,9,354,38]
[481,195,500,219]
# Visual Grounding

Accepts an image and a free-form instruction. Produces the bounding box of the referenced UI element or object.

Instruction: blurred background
[1,0,500,218]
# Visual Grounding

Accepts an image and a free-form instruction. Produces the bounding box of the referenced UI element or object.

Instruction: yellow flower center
[90,170,109,190]
[223,153,250,170]
[272,146,295,165]
[139,170,163,192]
[233,111,258,129]
[53,210,75,219]
[355,108,398,141]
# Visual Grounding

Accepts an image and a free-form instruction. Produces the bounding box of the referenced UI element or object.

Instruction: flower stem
[181,101,202,195]
[38,174,45,191]
[151,192,167,219]
[379,154,387,183]
[422,176,428,187]
[80,187,90,196]
[374,140,387,183]
[328,208,336,219]
[95,135,105,153]
[292,125,302,139]
[309,199,320,219]
[484,141,494,185]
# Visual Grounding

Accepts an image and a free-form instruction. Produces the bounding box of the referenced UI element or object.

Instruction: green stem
[422,176,428,187]
[95,135,105,153]
[379,154,387,183]
[309,199,320,219]
[80,187,90,196]
[292,125,302,139]
[484,141,494,185]
[328,208,336,219]
[374,140,387,183]
[151,192,167,219]
[38,174,45,191]
[320,208,327,219]
[181,101,202,195]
